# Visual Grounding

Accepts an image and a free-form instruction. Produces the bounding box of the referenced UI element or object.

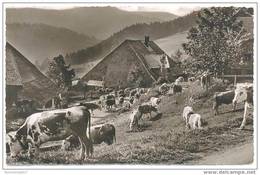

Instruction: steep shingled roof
[5,42,58,105]
[82,39,172,82]
[6,44,23,86]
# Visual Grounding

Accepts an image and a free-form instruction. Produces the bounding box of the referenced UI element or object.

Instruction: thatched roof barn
[6,42,57,106]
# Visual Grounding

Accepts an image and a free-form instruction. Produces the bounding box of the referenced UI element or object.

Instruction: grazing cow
[138,88,146,94]
[201,73,211,89]
[129,96,135,104]
[7,106,93,160]
[129,104,161,131]
[138,104,159,120]
[188,77,196,82]
[105,88,113,94]
[172,84,182,94]
[118,97,124,106]
[213,90,235,115]
[135,92,141,100]
[232,83,253,129]
[99,95,106,108]
[118,90,125,97]
[62,124,116,150]
[150,97,161,107]
[159,83,170,95]
[105,95,116,110]
[129,89,138,97]
[123,101,131,110]
[182,106,202,129]
[124,88,131,96]
[175,76,184,85]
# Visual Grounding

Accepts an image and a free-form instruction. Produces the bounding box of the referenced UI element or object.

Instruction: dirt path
[189,142,254,165]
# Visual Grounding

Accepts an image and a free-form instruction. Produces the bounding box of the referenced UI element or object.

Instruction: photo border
[1,0,258,172]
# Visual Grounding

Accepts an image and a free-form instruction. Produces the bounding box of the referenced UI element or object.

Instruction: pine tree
[47,55,75,89]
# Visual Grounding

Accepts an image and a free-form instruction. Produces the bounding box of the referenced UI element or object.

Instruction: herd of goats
[6,72,253,161]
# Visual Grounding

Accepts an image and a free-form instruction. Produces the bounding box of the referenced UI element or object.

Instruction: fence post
[234,75,237,85]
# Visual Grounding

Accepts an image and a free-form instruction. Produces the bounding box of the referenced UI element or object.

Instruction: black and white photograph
[1,0,258,174]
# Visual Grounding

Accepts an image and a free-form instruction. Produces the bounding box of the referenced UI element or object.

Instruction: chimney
[144,36,150,47]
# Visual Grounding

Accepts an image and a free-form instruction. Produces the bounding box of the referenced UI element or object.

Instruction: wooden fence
[219,74,253,84]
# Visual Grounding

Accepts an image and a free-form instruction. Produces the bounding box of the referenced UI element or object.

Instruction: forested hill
[65,11,198,65]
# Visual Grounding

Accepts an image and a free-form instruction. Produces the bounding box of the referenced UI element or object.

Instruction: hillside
[155,31,188,56]
[6,23,99,72]
[65,12,198,77]
[6,7,178,40]
[6,79,254,164]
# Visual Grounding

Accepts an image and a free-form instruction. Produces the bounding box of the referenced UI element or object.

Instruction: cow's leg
[185,117,189,128]
[78,136,85,160]
[81,135,93,158]
[214,105,219,116]
[233,100,237,111]
[149,112,152,120]
[197,118,203,129]
[240,102,248,130]
[27,142,34,158]
[34,145,40,157]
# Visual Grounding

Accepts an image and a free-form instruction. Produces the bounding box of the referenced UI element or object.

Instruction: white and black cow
[7,106,93,160]
[159,83,170,95]
[129,88,138,97]
[175,76,184,85]
[232,83,253,129]
[62,123,116,150]
[188,77,196,82]
[129,104,159,131]
[213,90,235,115]
[150,97,161,107]
[118,97,125,107]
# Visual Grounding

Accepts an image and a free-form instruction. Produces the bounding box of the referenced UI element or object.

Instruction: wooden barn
[82,37,178,88]
[5,42,57,107]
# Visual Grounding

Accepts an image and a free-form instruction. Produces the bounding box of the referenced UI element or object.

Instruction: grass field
[6,80,254,165]
[155,31,188,56]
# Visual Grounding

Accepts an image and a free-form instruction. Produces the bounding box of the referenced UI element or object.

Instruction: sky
[5,3,255,16]
[4,3,204,16]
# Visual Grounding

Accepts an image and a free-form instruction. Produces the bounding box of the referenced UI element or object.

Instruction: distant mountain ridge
[63,11,198,77]
[6,23,100,72]
[6,7,178,40]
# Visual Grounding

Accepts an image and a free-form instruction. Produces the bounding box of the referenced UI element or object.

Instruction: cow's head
[98,124,116,145]
[8,134,28,158]
[233,85,253,105]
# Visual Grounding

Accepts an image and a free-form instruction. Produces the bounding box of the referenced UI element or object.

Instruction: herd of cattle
[6,73,253,161]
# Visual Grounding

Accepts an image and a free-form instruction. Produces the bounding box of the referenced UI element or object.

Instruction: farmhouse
[6,42,57,107]
[82,37,177,88]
